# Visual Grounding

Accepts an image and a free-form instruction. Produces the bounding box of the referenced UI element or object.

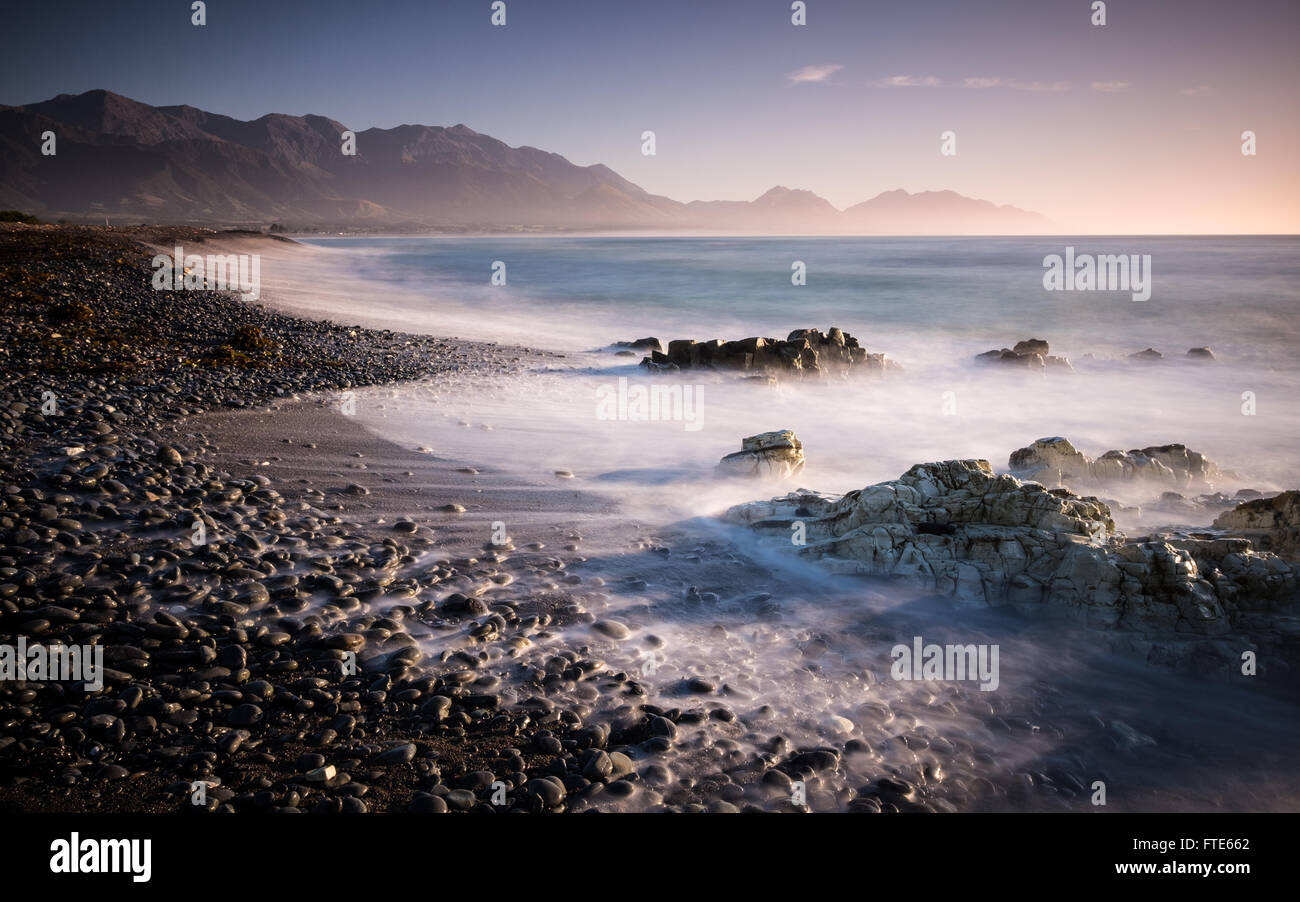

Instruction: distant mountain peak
[756,185,830,201]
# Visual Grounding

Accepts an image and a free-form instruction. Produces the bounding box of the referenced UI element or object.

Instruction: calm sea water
[300,235,1300,368]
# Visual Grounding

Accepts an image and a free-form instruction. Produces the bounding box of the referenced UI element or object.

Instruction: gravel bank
[0,225,623,813]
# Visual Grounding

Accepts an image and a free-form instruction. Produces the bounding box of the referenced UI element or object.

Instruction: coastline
[3,226,1300,814]
[0,225,597,812]
[0,225,856,814]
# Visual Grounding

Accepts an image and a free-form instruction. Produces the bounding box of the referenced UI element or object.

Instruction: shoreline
[3,225,1300,814]
[0,225,610,812]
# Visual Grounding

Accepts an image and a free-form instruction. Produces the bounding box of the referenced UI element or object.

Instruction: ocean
[257,234,1300,810]
[285,235,1300,502]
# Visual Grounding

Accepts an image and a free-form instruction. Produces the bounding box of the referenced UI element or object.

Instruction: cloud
[878,75,941,88]
[788,64,843,84]
[1179,85,1213,96]
[963,77,1070,92]
[1091,81,1130,92]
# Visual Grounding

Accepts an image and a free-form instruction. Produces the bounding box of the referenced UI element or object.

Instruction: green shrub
[231,324,276,351]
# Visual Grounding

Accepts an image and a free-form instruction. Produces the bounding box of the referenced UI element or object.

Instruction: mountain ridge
[0,90,1054,233]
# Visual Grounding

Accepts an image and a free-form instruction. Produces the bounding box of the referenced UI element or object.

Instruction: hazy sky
[4,0,1298,232]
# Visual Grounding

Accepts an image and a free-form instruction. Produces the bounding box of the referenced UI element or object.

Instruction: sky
[3,0,1298,233]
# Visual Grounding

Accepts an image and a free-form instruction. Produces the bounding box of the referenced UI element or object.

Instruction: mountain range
[0,90,1053,233]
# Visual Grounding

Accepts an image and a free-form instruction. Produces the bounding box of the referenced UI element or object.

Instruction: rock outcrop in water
[614,337,663,354]
[640,327,897,378]
[1214,492,1300,561]
[975,338,1072,370]
[1130,347,1163,360]
[716,430,805,480]
[1008,437,1223,492]
[723,460,1300,677]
